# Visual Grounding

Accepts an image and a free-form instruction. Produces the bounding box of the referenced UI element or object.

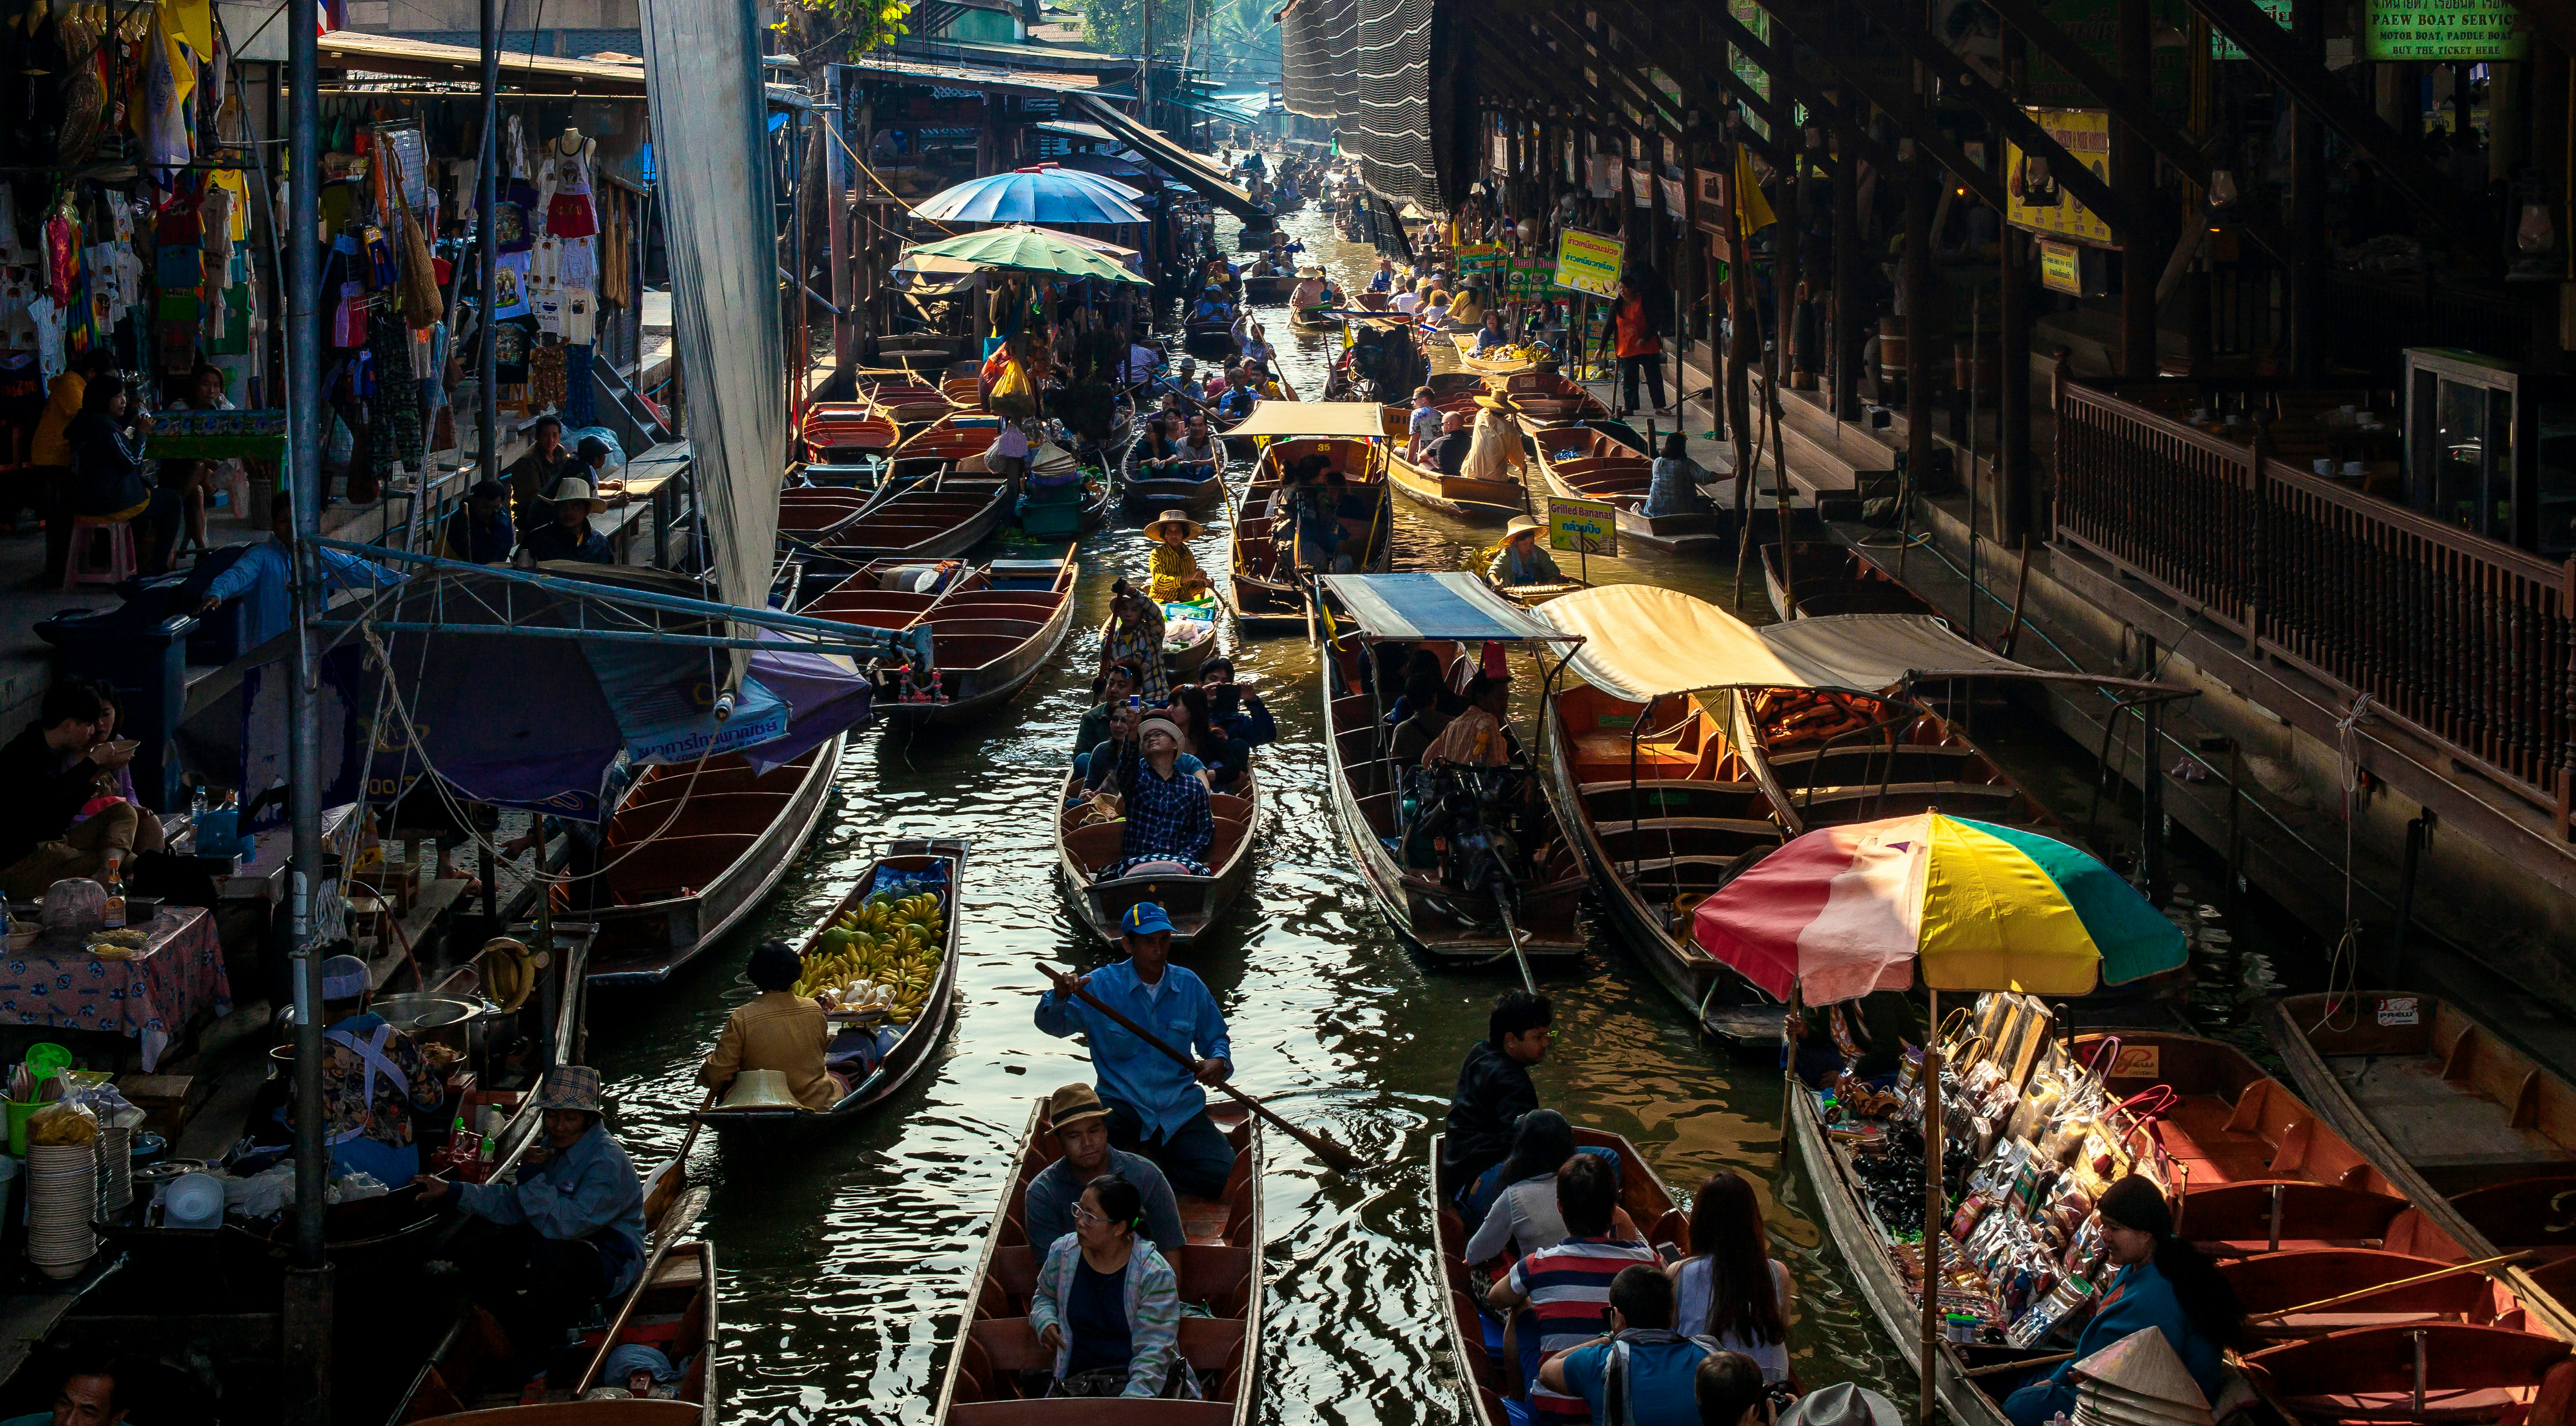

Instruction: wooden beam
[1681,0,1905,178]
[2178,0,2502,265]
[1745,0,2007,211]
[1464,13,1616,129]
[1582,0,1826,174]
[1498,0,1688,142]
[2503,0,2576,69]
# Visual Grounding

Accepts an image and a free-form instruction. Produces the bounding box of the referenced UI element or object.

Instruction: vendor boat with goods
[806,551,1079,725]
[929,1100,1263,1422]
[1216,401,1394,634]
[1379,398,1530,525]
[692,840,967,1141]
[1313,574,1590,970]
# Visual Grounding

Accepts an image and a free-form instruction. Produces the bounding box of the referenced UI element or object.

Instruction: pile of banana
[793,889,945,1026]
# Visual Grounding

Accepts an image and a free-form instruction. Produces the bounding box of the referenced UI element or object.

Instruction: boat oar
[1039,963,1364,1177]
[1961,1351,2078,1379]
[1490,883,1537,997]
[2246,1251,2532,1322]
[571,1180,710,1395]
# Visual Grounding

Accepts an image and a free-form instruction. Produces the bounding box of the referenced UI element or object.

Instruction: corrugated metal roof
[835,51,1101,96]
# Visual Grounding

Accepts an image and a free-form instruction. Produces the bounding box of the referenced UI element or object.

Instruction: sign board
[1629,168,1654,208]
[2005,108,2116,249]
[2024,0,2188,107]
[1588,152,1620,200]
[1549,496,1619,557]
[1661,174,1686,221]
[2109,1044,2161,1080]
[2035,239,2111,297]
[2375,995,2422,1027]
[1454,243,1505,279]
[1692,168,1731,236]
[2364,0,2526,59]
[2210,0,2292,59]
[1504,253,1546,299]
[1553,228,1626,299]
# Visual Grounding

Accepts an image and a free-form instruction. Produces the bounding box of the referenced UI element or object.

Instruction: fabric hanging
[366,310,421,478]
[527,342,566,411]
[562,342,595,426]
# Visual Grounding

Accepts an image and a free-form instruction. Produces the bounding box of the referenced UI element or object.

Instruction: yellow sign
[2004,108,2115,249]
[2038,240,2084,296]
[1549,496,1619,557]
[1554,228,1625,299]
[2365,0,2526,59]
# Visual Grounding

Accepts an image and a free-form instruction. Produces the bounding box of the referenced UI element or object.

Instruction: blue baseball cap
[1120,902,1174,937]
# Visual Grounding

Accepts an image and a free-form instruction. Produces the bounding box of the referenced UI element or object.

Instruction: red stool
[62,517,137,591]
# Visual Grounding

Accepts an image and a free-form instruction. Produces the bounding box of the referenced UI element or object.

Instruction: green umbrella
[900,226,1151,287]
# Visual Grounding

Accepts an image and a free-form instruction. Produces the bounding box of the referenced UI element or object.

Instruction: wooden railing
[2055,379,2576,829]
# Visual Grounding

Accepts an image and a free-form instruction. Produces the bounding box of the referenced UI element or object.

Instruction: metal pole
[1917,986,1944,1426]
[479,0,501,492]
[285,0,337,1410]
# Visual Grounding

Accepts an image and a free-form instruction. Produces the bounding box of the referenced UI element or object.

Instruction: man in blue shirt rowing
[1036,902,1238,1198]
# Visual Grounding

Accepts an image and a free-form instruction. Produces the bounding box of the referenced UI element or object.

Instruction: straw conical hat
[2073,1328,2212,1412]
[1146,510,1204,540]
[719,1070,804,1110]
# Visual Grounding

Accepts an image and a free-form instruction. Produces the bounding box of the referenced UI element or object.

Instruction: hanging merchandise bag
[397,208,441,326]
[990,359,1035,418]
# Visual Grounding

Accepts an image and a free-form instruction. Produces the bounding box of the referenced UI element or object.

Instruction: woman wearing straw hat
[1144,510,1210,603]
[1489,516,1564,589]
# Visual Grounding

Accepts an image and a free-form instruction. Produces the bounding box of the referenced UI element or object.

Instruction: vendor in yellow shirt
[699,940,841,1110]
[1144,509,1212,602]
[32,349,117,587]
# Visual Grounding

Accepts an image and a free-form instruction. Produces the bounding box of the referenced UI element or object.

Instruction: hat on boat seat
[718,1069,804,1111]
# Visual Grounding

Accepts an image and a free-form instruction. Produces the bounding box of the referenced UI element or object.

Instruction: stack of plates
[94,1125,132,1215]
[25,1144,97,1279]
[2070,1327,2214,1426]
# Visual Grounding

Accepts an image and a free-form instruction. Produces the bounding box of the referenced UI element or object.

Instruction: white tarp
[639,0,782,695]
[1220,400,1388,440]
[1535,586,2052,702]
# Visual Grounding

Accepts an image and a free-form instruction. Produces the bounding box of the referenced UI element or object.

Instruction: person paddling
[1036,903,1237,1198]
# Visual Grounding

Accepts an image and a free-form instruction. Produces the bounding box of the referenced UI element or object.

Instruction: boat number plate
[2375,996,2420,1026]
[2110,1045,2160,1079]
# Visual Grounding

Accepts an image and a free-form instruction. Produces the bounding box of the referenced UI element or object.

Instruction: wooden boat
[691,839,967,1141]
[778,486,872,541]
[1791,1013,2576,1426]
[1727,685,2055,837]
[394,1160,718,1424]
[1121,436,1228,510]
[1183,320,1240,359]
[584,736,845,987]
[1222,437,1393,634]
[1376,405,1529,523]
[1540,680,1787,1050]
[1762,542,1946,621]
[1492,369,1611,427]
[1450,332,1536,376]
[810,552,1079,725]
[1530,426,1722,552]
[798,400,899,456]
[1056,765,1262,950]
[1320,635,1587,965]
[810,478,1014,565]
[929,1102,1262,1423]
[1432,1126,1685,1426]
[1242,273,1296,302]
[2266,991,2576,1337]
[941,376,986,411]
[890,414,1007,480]
[1288,305,1340,333]
[864,380,954,424]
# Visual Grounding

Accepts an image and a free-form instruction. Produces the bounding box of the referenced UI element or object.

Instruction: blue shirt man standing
[1036,902,1238,1198]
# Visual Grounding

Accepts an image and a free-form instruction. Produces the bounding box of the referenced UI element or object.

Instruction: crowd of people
[1068,631,1275,875]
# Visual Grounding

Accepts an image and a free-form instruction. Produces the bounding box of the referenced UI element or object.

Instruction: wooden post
[1905,163,1932,492]
[2118,0,2159,379]
[2289,0,2324,385]
[1774,41,1803,396]
[1999,227,2032,542]
[1918,986,1944,1426]
[1832,95,1861,421]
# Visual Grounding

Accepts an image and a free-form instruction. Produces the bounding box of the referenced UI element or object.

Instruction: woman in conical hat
[1144,509,1210,603]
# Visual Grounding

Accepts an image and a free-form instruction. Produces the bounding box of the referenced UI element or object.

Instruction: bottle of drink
[101,865,126,929]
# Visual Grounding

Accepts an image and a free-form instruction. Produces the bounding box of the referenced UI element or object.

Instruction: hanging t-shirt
[560,290,595,345]
[492,315,537,383]
[491,252,532,319]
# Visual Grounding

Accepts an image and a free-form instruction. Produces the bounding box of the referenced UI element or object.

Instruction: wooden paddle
[572,1180,711,1395]
[1038,961,1364,1176]
[1961,1351,2078,1379]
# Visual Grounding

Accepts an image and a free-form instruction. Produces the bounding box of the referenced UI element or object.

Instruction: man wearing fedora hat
[1023,1083,1187,1254]
[518,477,613,564]
[417,1064,646,1369]
[1037,903,1237,1198]
[1489,516,1565,588]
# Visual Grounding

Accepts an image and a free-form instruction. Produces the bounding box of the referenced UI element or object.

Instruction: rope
[2311,694,2377,1034]
[819,118,957,236]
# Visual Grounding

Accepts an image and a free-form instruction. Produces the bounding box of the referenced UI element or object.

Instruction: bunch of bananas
[793,889,945,1025]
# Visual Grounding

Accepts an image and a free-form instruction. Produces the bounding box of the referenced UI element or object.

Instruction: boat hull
[1531,429,1724,552]
[1056,772,1262,951]
[876,563,1082,727]
[1386,450,1526,523]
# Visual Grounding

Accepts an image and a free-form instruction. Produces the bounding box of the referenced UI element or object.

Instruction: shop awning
[1064,92,1264,221]
[833,50,1101,100]
[1532,588,2170,702]
[1219,400,1386,440]
[1318,574,1580,644]
[318,29,651,94]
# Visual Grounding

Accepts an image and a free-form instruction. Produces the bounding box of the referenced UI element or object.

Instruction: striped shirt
[1507,1234,1661,1418]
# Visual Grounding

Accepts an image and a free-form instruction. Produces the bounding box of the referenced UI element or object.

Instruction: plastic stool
[62,517,137,591]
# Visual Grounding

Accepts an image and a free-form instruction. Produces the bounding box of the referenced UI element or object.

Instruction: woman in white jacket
[1028,1174,1196,1399]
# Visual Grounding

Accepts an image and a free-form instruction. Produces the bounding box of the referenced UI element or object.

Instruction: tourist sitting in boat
[1668,1170,1794,1383]
[1391,280,1423,317]
[1997,1175,2242,1426]
[1424,672,1518,767]
[1028,1172,1194,1399]
[1646,431,1706,519]
[1490,516,1566,588]
[1368,256,1396,293]
[1450,279,1489,330]
[416,1065,647,1377]
[1024,1083,1188,1262]
[503,413,582,527]
[1389,673,1456,766]
[1101,582,1173,706]
[518,478,614,564]
[698,940,840,1110]
[1080,702,1208,799]
[1462,1109,1639,1263]
[1109,715,1213,874]
[1169,686,1249,794]
[442,479,515,564]
[1487,1154,1662,1421]
[1130,416,1188,482]
[1406,386,1444,463]
[1119,334,1163,387]
[1176,415,1220,474]
[1146,510,1212,602]
[1037,901,1237,1198]
[1248,251,1284,278]
[1198,659,1277,747]
[1423,410,1474,476]
[1212,368,1259,424]
[1074,664,1144,773]
[1420,290,1454,332]
[310,949,448,1184]
[1444,989,1552,1221]
[1474,311,1510,353]
[1154,358,1200,407]
[1189,289,1233,326]
[1541,1265,1737,1425]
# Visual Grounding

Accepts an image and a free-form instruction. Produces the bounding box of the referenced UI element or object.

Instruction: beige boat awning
[1219,400,1388,440]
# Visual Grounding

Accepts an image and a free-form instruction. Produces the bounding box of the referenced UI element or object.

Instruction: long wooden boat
[1121,435,1228,510]
[1320,636,1586,965]
[1288,305,1340,333]
[1762,542,1946,621]
[809,552,1078,726]
[1530,427,1722,553]
[1539,680,1786,1051]
[891,414,1006,481]
[864,380,954,425]
[1056,765,1262,950]
[1727,685,2055,837]
[394,1161,717,1424]
[1376,404,1528,523]
[930,1102,1262,1424]
[799,400,900,456]
[1791,1011,2576,1426]
[941,376,985,411]
[2266,991,2576,1338]
[810,478,1014,565]
[1242,273,1296,302]
[778,486,872,541]
[584,736,845,988]
[691,839,967,1142]
[1493,370,1610,427]
[1432,1126,1686,1425]
[1183,320,1240,359]
[1222,437,1393,634]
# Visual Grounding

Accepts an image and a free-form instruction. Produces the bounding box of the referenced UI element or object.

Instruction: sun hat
[321,954,370,1000]
[535,1064,606,1115]
[1505,515,1545,539]
[1145,510,1204,541]
[1781,1384,1902,1426]
[548,477,600,508]
[1136,714,1185,746]
[717,1068,803,1111]
[1120,902,1175,937]
[1046,1082,1112,1128]
[1474,393,1513,410]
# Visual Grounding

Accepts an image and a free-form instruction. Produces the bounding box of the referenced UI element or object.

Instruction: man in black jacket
[1442,989,1553,1226]
[0,682,139,900]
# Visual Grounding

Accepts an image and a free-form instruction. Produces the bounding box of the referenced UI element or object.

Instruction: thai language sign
[1553,228,1626,300]
[2364,0,2526,59]
[1549,496,1619,557]
[2004,108,2116,249]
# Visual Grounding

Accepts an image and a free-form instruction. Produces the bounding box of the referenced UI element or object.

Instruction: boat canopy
[1319,573,1583,644]
[1535,586,2068,702]
[1221,400,1388,440]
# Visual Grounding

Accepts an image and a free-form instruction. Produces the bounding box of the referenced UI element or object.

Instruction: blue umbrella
[915,165,1151,225]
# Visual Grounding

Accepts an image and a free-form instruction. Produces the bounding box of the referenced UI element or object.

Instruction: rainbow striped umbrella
[1689,812,2184,1006]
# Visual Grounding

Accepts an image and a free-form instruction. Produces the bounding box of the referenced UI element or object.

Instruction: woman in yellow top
[1144,509,1211,602]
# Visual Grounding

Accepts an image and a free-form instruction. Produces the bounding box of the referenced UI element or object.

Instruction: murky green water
[589,202,1917,1424]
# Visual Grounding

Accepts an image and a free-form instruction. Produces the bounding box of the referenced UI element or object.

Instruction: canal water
[591,199,2293,1423]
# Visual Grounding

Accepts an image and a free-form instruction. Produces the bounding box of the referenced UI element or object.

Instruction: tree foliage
[776,0,914,58]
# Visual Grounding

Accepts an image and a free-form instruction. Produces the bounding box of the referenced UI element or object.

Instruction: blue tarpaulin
[1318,573,1583,644]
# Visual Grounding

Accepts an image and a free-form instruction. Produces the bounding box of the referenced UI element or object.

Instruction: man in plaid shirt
[1111,714,1212,877]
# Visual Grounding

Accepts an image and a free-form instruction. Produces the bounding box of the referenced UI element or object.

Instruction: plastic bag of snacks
[26,1098,98,1147]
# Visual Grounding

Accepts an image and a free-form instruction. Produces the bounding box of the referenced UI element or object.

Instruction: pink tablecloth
[0,908,233,1070]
